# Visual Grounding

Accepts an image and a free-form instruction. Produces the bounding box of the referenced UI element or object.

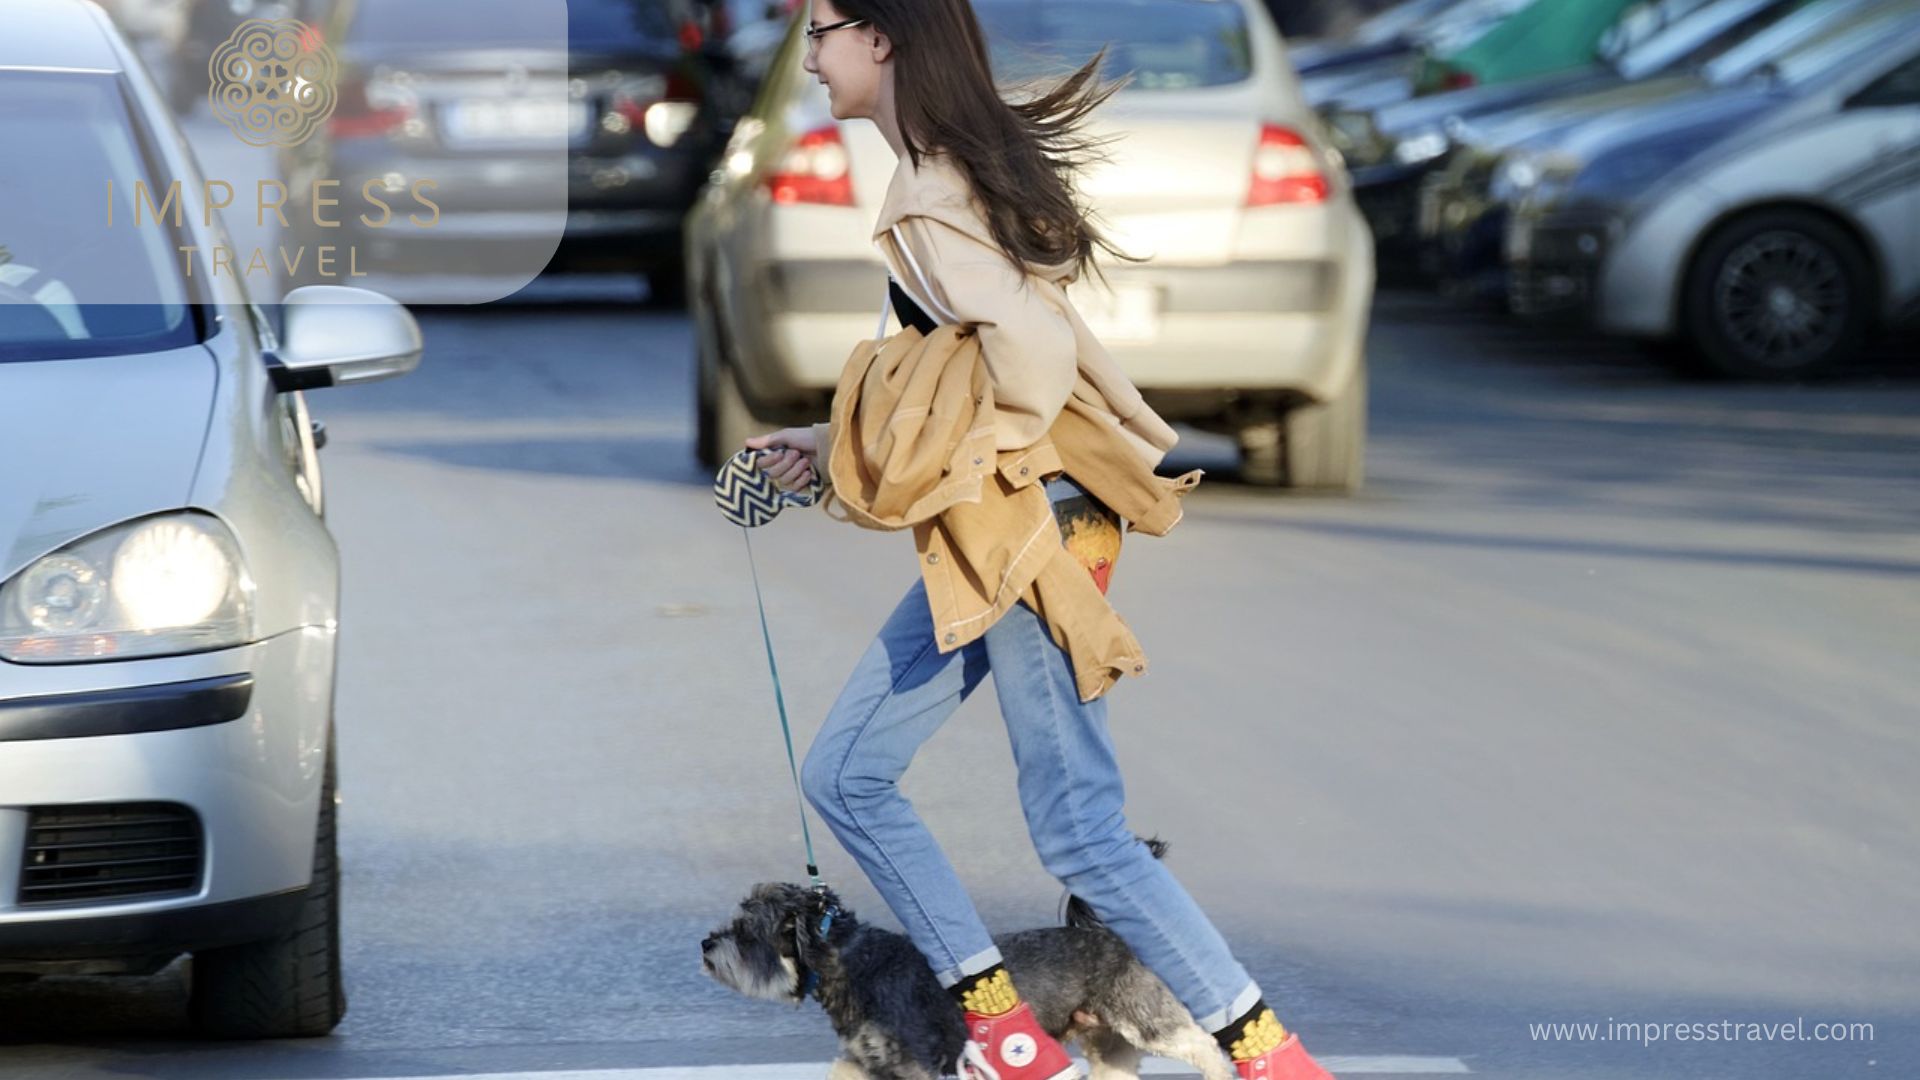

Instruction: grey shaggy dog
[700,838,1235,1080]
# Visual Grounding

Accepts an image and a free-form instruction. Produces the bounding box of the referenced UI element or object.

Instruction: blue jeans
[800,474,1262,1032]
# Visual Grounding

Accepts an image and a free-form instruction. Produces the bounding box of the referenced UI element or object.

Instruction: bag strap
[886,222,961,327]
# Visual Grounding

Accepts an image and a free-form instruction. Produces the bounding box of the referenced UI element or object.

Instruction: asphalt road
[2,278,1916,1080]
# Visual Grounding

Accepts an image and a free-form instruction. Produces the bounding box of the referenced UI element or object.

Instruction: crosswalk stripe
[355,1055,1471,1079]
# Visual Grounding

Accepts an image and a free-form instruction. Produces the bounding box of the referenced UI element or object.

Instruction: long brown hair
[830,0,1144,287]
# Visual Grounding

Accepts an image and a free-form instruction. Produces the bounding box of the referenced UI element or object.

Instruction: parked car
[685,0,1376,490]
[1335,0,1810,253]
[1414,0,1898,296]
[1,0,421,1037]
[1504,5,1920,377]
[279,0,731,307]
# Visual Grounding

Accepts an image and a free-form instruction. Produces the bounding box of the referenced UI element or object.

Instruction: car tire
[645,260,689,310]
[1282,356,1368,493]
[695,328,759,470]
[188,728,345,1039]
[1683,209,1873,381]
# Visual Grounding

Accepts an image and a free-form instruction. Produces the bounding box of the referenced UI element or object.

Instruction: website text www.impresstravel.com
[1529,1017,1874,1046]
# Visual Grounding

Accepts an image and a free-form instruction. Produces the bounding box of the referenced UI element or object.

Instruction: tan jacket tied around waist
[808,150,1204,702]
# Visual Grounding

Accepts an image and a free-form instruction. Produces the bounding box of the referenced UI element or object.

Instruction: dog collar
[796,901,841,1001]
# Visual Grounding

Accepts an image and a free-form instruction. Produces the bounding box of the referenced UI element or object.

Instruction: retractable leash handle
[713,447,829,893]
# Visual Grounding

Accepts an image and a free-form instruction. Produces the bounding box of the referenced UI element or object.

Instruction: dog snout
[701,934,718,954]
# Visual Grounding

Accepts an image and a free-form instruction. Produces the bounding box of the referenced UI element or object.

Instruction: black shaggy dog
[701,838,1235,1080]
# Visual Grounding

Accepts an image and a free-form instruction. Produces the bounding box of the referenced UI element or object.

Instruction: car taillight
[1442,68,1478,91]
[767,125,854,207]
[328,77,411,139]
[1246,123,1328,207]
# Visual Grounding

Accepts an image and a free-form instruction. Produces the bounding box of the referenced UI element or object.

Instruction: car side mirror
[265,285,423,393]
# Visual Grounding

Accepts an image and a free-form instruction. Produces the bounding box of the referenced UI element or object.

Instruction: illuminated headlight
[1394,127,1451,167]
[0,513,254,663]
[1492,155,1540,200]
[644,101,700,148]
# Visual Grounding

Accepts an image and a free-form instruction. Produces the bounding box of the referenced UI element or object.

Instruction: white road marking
[355,1055,1471,1079]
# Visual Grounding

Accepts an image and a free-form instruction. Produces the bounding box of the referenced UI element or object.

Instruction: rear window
[348,0,676,49]
[0,72,199,363]
[973,0,1254,91]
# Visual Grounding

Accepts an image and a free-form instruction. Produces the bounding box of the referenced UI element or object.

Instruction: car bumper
[1506,207,1619,321]
[0,626,334,960]
[755,258,1361,390]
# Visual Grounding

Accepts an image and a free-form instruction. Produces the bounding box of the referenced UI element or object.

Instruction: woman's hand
[743,428,819,494]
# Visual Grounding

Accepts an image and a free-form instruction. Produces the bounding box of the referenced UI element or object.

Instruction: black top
[890,278,939,335]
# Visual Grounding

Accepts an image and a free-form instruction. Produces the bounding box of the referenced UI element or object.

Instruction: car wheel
[1283,356,1368,493]
[644,259,689,310]
[1683,210,1872,380]
[189,727,345,1039]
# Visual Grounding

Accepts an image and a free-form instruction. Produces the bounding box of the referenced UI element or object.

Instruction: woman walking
[744,3,1336,1078]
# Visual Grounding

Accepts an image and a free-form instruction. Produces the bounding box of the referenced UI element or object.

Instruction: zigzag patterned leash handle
[713,447,825,528]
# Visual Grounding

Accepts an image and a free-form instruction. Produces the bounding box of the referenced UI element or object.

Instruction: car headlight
[1393,126,1451,167]
[0,512,255,663]
[1492,151,1581,205]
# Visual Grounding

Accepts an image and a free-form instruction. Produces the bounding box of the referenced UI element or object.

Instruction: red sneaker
[1234,1031,1336,1080]
[958,1000,1083,1080]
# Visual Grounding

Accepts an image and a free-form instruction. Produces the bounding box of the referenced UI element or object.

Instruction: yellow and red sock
[1215,1002,1289,1061]
[951,963,1020,1016]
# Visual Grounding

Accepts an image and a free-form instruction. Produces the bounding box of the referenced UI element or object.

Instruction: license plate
[1073,283,1159,343]
[442,99,586,142]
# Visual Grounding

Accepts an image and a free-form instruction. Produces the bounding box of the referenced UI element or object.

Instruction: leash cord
[740,526,826,892]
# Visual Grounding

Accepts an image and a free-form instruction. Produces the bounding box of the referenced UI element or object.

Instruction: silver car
[686,0,1375,490]
[1,0,421,1037]
[1504,3,1920,377]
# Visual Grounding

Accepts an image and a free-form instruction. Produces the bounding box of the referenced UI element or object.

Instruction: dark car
[281,0,731,306]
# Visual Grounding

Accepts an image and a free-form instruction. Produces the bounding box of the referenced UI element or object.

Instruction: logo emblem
[209,19,338,147]
[1001,1032,1037,1067]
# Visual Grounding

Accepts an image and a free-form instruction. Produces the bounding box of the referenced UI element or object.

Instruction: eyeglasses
[804,16,870,49]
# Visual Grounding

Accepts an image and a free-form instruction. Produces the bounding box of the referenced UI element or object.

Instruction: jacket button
[1133,664,1144,673]
[1019,466,1030,476]
[927,552,940,564]
[945,632,957,645]
[973,457,983,466]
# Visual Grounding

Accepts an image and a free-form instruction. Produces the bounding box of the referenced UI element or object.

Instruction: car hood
[1523,82,1782,163]
[1373,63,1613,138]
[1467,74,1708,152]
[0,344,217,582]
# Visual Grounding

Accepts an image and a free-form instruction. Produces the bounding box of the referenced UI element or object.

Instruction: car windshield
[348,0,676,49]
[973,0,1253,90]
[1700,0,1897,84]
[1613,0,1815,80]
[1351,0,1477,46]
[0,72,199,363]
[1415,0,1536,54]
